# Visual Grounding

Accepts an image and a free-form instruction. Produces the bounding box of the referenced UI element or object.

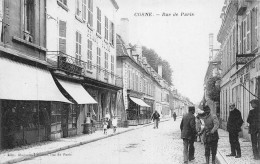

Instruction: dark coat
[180,112,196,140]
[247,108,260,134]
[151,112,160,120]
[227,108,243,133]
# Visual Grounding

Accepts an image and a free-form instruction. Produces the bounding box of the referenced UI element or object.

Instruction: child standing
[103,120,108,135]
[112,116,118,133]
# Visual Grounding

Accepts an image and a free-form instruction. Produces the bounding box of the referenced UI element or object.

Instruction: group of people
[103,112,118,135]
[180,106,219,164]
[180,98,260,164]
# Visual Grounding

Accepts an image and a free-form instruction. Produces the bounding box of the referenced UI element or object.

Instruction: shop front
[127,96,150,126]
[52,77,97,138]
[0,57,70,149]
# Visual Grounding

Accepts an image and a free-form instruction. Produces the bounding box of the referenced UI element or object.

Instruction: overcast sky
[116,0,224,104]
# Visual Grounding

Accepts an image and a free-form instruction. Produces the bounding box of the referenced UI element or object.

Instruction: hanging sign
[236,54,255,65]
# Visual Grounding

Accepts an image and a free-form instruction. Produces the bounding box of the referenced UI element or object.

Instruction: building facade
[116,18,171,124]
[218,0,260,140]
[45,0,123,138]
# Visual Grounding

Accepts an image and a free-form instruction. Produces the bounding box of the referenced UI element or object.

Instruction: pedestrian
[180,106,196,163]
[112,115,118,133]
[199,105,219,164]
[226,103,243,158]
[173,112,177,121]
[195,115,202,142]
[103,119,108,135]
[247,99,260,160]
[151,110,160,129]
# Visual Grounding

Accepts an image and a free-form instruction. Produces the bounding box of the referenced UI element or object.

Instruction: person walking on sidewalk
[199,105,219,164]
[247,99,260,160]
[151,110,160,129]
[180,106,196,163]
[173,112,177,121]
[195,115,202,142]
[226,103,243,158]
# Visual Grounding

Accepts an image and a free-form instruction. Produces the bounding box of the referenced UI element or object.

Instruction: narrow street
[18,118,208,164]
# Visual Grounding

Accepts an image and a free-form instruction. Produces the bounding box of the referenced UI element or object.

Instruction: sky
[116,0,224,104]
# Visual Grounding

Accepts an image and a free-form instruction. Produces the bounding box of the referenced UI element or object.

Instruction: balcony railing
[47,51,123,88]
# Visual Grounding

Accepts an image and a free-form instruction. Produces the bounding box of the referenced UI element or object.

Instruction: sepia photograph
[0,0,260,164]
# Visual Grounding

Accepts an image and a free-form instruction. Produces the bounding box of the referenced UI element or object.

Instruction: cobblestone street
[16,118,209,164]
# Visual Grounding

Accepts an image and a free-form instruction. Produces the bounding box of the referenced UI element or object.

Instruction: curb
[3,119,171,164]
[216,150,228,164]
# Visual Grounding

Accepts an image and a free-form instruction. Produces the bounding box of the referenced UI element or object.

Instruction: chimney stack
[158,65,162,77]
[119,18,129,45]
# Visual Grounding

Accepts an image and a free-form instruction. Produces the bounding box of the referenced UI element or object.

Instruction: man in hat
[180,106,196,163]
[199,105,219,164]
[226,103,243,158]
[247,99,260,160]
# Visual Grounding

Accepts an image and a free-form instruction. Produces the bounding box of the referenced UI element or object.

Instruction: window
[243,20,246,54]
[68,105,78,129]
[232,28,236,64]
[24,0,34,42]
[59,20,66,53]
[111,55,114,81]
[97,47,101,74]
[87,39,93,70]
[105,16,108,40]
[76,0,82,18]
[76,31,82,65]
[105,52,109,79]
[132,71,135,90]
[246,14,251,52]
[58,0,67,6]
[97,7,101,35]
[251,7,258,51]
[136,74,138,91]
[82,0,87,21]
[128,69,130,89]
[109,22,115,45]
[88,0,93,27]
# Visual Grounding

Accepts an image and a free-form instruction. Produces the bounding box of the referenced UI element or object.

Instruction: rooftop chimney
[158,65,162,77]
[119,18,129,45]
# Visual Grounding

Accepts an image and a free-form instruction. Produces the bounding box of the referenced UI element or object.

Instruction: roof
[110,0,119,10]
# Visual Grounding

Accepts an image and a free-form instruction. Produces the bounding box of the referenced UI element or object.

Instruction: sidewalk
[0,118,170,164]
[216,129,259,164]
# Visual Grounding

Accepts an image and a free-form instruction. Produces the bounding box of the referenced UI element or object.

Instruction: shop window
[23,0,34,43]
[68,105,78,129]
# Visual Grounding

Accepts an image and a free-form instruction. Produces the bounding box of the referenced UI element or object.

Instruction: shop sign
[236,54,255,65]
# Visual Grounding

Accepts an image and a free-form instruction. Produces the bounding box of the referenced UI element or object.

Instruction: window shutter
[59,20,66,53]
[59,38,66,53]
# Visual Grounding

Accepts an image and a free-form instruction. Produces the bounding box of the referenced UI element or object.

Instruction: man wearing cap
[199,105,219,164]
[226,103,243,158]
[180,106,196,163]
[247,99,260,160]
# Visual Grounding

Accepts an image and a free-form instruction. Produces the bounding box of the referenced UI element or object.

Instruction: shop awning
[0,57,71,103]
[56,79,97,104]
[130,97,150,107]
